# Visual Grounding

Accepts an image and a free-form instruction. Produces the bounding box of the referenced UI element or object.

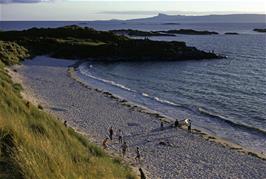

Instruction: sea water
[77,23,266,153]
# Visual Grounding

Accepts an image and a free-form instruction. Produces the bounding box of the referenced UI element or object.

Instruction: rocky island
[162,29,219,35]
[110,29,175,37]
[254,28,266,33]
[0,25,222,61]
[161,22,180,25]
[224,32,239,35]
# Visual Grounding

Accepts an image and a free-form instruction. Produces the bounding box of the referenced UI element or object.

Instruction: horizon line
[2,12,266,21]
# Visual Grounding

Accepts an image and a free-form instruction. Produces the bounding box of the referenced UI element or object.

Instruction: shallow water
[77,33,266,153]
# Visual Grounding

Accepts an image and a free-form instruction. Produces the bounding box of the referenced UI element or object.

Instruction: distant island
[127,13,266,23]
[161,22,180,25]
[253,28,266,33]
[110,29,175,37]
[224,32,239,35]
[162,29,219,35]
[0,25,222,61]
[110,29,219,36]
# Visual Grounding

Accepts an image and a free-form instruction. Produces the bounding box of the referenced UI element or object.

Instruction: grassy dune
[0,41,136,178]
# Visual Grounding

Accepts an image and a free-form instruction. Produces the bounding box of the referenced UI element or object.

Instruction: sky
[0,0,265,21]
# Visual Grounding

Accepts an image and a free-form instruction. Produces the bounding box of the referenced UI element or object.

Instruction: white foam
[79,64,135,92]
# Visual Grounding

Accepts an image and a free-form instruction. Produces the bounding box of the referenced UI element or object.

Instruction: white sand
[12,56,266,179]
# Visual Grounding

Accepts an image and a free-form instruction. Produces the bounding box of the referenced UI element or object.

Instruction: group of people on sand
[102,126,141,162]
[161,118,192,132]
[103,118,192,158]
[102,119,192,179]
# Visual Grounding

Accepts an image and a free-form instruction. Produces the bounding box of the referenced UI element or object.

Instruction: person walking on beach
[188,121,192,132]
[118,129,123,144]
[139,168,146,179]
[102,138,108,149]
[64,120,67,127]
[185,118,191,132]
[160,120,164,130]
[174,119,179,128]
[109,126,114,140]
[121,141,128,158]
[135,147,141,163]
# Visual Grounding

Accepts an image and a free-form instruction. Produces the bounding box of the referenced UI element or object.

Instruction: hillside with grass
[0,41,136,178]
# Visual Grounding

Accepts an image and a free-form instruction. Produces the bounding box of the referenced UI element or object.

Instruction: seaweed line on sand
[68,61,266,161]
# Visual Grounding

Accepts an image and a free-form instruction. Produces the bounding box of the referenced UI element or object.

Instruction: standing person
[160,120,164,130]
[135,147,141,163]
[185,119,191,132]
[174,119,179,128]
[109,126,114,140]
[64,120,67,127]
[121,141,128,158]
[139,168,146,179]
[102,138,108,149]
[118,129,123,144]
[188,121,192,132]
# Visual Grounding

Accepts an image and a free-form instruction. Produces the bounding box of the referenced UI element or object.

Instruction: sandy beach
[10,56,266,179]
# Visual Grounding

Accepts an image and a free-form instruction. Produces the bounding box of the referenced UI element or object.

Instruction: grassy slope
[0,41,136,179]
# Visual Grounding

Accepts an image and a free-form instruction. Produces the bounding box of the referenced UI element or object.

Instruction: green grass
[54,38,106,46]
[0,41,30,65]
[0,41,136,179]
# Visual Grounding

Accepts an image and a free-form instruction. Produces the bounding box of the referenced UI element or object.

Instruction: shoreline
[10,56,266,178]
[69,61,266,161]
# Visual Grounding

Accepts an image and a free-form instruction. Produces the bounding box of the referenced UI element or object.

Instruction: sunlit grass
[55,38,106,46]
[0,41,136,178]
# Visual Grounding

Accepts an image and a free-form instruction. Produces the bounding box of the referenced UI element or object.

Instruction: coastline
[10,56,266,178]
[69,62,266,161]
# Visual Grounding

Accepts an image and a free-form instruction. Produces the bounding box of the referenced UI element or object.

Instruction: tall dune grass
[0,41,136,178]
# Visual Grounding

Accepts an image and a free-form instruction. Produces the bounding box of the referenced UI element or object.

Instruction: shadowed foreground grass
[0,41,136,178]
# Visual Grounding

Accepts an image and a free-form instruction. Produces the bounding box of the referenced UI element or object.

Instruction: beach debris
[145,139,151,143]
[95,88,101,92]
[158,140,173,147]
[120,99,127,103]
[127,122,139,127]
[159,141,167,146]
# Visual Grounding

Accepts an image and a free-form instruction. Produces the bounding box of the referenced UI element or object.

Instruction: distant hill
[127,13,266,23]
